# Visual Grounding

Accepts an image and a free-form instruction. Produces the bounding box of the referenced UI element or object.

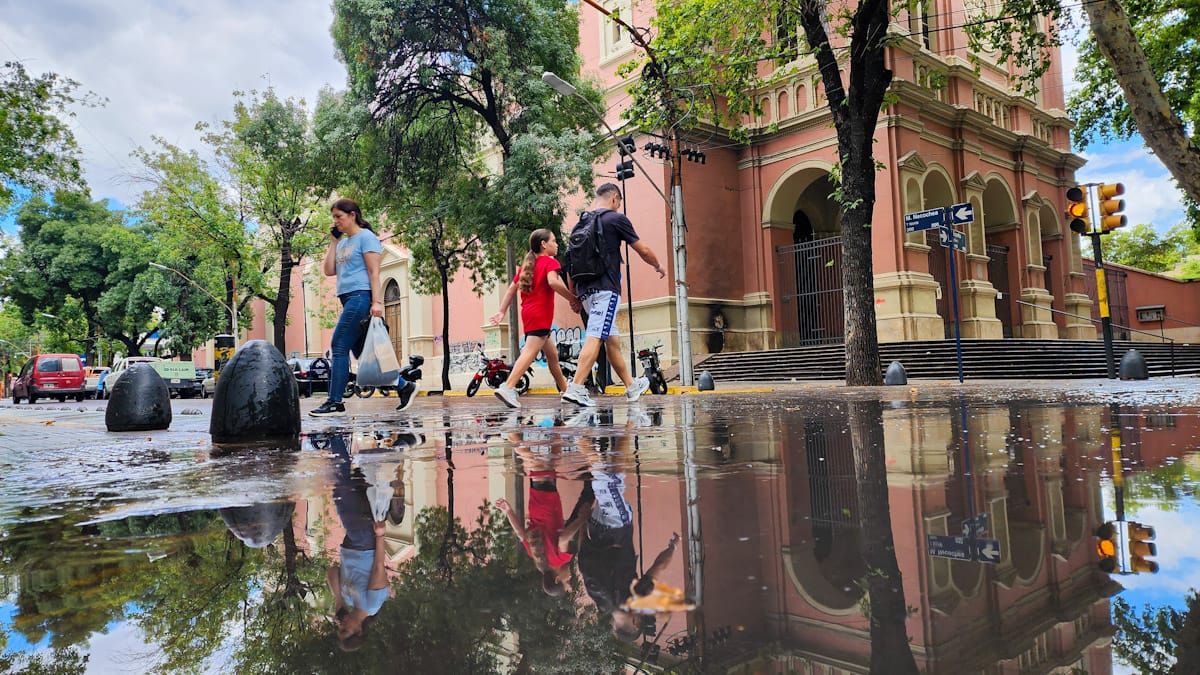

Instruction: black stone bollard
[210,340,300,446]
[218,501,295,548]
[1119,349,1149,381]
[697,370,715,391]
[105,363,172,431]
[884,361,908,385]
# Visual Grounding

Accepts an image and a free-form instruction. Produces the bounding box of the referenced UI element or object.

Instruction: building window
[776,6,800,64]
[908,0,937,51]
[601,1,633,61]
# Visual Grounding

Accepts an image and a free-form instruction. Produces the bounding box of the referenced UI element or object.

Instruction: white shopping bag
[356,316,402,387]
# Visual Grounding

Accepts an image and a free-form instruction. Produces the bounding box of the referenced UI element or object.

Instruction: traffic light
[616,159,635,180]
[1127,521,1159,574]
[1095,522,1118,573]
[1098,182,1127,232]
[1066,186,1089,235]
[617,134,636,156]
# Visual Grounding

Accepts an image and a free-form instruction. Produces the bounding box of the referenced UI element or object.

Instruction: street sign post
[904,208,943,233]
[926,534,1002,564]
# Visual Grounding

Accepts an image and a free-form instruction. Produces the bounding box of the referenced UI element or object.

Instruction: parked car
[102,357,201,399]
[288,357,331,398]
[11,353,87,404]
[202,373,216,398]
[83,367,111,399]
[194,368,213,398]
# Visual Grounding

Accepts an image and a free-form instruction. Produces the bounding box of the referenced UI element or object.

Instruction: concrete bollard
[884,360,908,385]
[218,501,296,548]
[105,363,172,431]
[210,340,300,446]
[697,370,715,391]
[1119,349,1149,381]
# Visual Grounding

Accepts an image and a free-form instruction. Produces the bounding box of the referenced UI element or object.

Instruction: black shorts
[525,329,551,338]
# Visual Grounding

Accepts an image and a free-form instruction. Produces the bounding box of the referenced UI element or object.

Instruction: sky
[0,1,1189,237]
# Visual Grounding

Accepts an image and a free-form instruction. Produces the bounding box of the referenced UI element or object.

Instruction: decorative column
[876,151,945,342]
[1018,192,1058,338]
[958,171,1003,338]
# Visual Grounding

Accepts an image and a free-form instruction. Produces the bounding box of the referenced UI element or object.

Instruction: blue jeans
[328,290,408,403]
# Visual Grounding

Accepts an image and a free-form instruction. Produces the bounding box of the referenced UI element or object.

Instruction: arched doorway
[384,279,404,362]
[982,178,1019,337]
[770,171,842,346]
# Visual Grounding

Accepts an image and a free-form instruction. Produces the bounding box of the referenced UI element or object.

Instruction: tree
[202,90,331,352]
[331,0,602,361]
[967,0,1200,226]
[1113,592,1200,674]
[1103,224,1190,273]
[131,138,261,343]
[0,61,100,211]
[0,192,157,359]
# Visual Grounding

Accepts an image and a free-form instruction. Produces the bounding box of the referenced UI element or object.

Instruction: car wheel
[56,396,65,402]
[28,393,37,404]
[12,394,19,404]
[75,394,85,402]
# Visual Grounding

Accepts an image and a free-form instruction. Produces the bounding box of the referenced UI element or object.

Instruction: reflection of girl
[312,198,417,417]
[490,229,580,408]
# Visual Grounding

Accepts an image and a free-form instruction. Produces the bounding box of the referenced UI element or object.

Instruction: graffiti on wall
[446,340,484,374]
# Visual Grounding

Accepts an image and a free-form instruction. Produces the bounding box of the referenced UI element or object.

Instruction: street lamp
[542,70,694,386]
[148,262,239,349]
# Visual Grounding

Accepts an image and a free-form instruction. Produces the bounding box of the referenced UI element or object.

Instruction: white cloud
[1076,145,1187,231]
[0,0,347,207]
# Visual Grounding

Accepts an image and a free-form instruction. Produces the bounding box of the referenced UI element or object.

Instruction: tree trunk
[440,268,452,392]
[224,272,237,336]
[1084,0,1200,207]
[273,240,294,353]
[849,400,920,675]
[840,139,883,386]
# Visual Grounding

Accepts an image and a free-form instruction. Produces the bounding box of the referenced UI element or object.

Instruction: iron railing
[1016,300,1175,377]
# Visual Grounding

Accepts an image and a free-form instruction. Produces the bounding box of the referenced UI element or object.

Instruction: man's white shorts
[582,290,620,340]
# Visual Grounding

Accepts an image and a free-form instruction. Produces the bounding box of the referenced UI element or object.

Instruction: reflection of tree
[1121,455,1200,514]
[847,400,919,675]
[242,504,621,673]
[1113,592,1200,674]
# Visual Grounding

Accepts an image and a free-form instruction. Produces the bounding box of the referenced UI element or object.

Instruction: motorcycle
[638,343,669,395]
[556,342,599,393]
[466,350,530,397]
[346,355,425,399]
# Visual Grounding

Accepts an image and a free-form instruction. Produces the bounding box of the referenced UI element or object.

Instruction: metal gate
[777,236,845,346]
[987,244,1013,338]
[1083,260,1130,339]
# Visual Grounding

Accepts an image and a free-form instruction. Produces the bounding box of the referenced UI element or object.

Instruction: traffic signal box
[1095,522,1118,573]
[1066,186,1089,234]
[616,159,635,180]
[1098,183,1127,232]
[1128,521,1159,574]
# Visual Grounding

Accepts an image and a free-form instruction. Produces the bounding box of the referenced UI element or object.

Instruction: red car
[11,353,87,404]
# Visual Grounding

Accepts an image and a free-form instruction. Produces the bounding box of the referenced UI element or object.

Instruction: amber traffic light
[1066,186,1089,234]
[1098,183,1127,232]
[1127,521,1159,574]
[1095,522,1118,573]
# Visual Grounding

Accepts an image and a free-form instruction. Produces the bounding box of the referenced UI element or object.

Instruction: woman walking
[311,198,418,417]
[489,229,579,409]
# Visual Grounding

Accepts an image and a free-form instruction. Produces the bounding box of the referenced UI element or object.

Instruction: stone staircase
[685,339,1200,382]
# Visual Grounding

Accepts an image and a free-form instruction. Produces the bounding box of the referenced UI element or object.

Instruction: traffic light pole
[1090,227,1118,379]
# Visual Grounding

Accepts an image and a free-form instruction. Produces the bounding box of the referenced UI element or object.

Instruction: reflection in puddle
[1,395,1197,672]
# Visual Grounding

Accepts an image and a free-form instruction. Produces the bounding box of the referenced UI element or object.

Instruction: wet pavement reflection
[1,392,1197,673]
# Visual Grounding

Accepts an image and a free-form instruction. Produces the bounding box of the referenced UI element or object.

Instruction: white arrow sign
[950,202,974,225]
[975,539,1002,564]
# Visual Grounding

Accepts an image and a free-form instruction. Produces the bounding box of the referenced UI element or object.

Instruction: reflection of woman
[311,198,417,417]
[322,433,395,651]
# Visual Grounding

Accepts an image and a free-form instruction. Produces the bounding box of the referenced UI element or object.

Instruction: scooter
[347,355,425,398]
[637,343,669,395]
[466,350,530,397]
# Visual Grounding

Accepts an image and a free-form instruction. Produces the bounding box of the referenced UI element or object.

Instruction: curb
[421,385,776,397]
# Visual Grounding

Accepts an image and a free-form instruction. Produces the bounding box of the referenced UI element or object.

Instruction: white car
[84,367,110,399]
[100,357,162,399]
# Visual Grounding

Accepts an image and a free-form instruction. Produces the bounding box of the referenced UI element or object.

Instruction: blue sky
[0,2,1189,240]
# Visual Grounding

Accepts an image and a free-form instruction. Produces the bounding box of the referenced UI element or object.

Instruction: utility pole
[579,0,695,386]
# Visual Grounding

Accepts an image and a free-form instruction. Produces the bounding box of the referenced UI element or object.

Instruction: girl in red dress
[490,229,580,408]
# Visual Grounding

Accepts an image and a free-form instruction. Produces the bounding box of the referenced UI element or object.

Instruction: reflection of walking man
[562,183,665,408]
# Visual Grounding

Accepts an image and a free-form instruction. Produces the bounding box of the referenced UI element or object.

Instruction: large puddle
[1,393,1195,673]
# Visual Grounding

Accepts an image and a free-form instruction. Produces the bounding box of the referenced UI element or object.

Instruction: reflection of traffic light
[1095,522,1118,573]
[616,159,635,180]
[1128,521,1159,574]
[1098,182,1127,232]
[1066,186,1089,234]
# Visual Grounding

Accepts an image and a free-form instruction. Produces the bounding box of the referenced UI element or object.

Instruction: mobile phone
[330,226,342,239]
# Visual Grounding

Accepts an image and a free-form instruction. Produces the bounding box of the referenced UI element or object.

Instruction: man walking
[562,182,665,407]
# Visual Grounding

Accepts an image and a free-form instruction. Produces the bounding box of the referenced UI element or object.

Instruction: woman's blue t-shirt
[335,229,383,296]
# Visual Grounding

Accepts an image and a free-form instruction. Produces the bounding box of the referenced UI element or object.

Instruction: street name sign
[939,227,967,252]
[961,513,990,538]
[926,534,1002,564]
[904,208,943,233]
[949,202,975,225]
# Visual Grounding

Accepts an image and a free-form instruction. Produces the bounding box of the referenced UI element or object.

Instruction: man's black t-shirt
[578,524,638,614]
[574,209,640,296]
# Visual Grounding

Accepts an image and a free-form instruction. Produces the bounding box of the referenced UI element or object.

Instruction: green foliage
[961,0,1070,97]
[1113,591,1200,674]
[0,62,100,212]
[1103,223,1198,274]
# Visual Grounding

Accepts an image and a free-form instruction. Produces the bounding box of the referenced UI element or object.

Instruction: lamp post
[542,71,697,385]
[149,262,239,349]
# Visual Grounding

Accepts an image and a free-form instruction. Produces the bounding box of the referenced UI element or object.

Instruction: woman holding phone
[311,198,418,416]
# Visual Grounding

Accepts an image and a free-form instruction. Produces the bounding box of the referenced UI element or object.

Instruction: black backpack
[565,209,609,286]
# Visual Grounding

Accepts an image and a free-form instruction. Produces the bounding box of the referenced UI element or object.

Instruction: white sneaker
[562,382,596,407]
[494,384,520,409]
[625,376,651,402]
[563,409,597,428]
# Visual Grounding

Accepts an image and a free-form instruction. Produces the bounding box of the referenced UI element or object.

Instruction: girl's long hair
[331,198,373,232]
[518,229,554,294]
